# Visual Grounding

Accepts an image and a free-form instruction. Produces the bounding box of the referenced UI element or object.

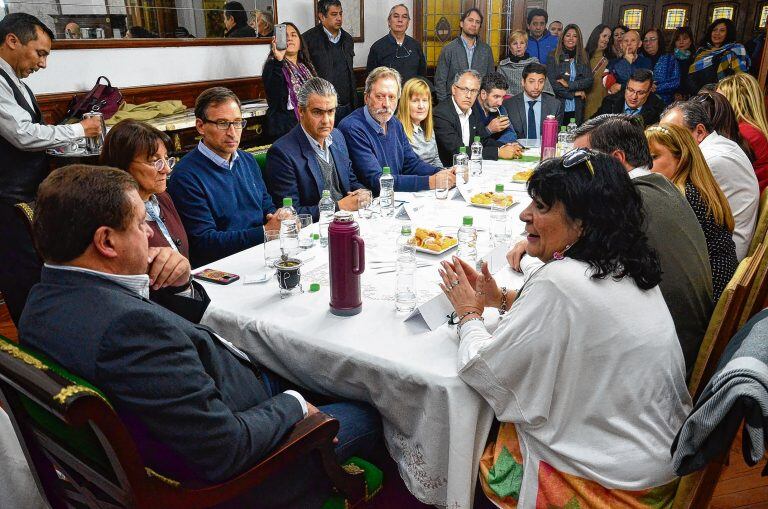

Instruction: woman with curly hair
[718,73,768,191]
[646,123,737,299]
[439,150,691,508]
[262,21,317,139]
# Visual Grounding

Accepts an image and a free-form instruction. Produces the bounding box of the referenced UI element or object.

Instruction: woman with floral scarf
[689,18,748,95]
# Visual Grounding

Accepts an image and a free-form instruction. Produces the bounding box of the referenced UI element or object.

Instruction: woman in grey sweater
[497,30,554,97]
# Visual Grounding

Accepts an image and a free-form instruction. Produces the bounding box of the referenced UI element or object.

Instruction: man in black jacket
[303,0,356,124]
[20,165,381,507]
[223,1,256,38]
[433,69,522,166]
[592,68,665,127]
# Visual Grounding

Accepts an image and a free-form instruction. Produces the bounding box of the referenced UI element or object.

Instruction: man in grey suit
[19,164,381,507]
[502,62,563,143]
[433,8,494,102]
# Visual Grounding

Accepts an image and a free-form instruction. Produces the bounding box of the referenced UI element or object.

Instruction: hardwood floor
[0,301,765,507]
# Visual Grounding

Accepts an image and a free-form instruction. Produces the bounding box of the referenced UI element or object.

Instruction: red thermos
[541,115,558,159]
[328,211,365,316]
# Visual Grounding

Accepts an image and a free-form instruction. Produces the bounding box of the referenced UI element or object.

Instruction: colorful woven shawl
[690,43,749,80]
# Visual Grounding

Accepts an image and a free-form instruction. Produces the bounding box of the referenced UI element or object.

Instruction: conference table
[198,156,540,508]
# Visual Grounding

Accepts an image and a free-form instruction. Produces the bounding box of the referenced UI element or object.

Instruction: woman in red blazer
[718,73,768,192]
[100,119,190,258]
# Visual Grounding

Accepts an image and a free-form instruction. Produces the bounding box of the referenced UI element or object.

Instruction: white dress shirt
[452,98,472,146]
[0,57,84,149]
[699,131,759,260]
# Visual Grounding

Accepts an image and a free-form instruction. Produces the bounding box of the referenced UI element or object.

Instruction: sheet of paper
[481,243,512,274]
[404,292,453,331]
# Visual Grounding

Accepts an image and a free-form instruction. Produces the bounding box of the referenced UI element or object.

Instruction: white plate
[414,241,458,255]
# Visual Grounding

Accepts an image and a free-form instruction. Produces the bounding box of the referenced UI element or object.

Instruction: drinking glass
[358,189,373,219]
[434,172,450,199]
[297,214,314,249]
[263,228,281,268]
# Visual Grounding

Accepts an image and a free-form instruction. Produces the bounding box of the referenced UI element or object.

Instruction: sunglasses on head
[561,148,595,177]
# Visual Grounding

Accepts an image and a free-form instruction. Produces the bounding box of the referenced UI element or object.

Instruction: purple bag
[63,76,123,122]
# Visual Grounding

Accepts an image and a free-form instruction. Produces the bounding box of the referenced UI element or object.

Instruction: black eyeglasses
[562,148,595,177]
[395,44,413,59]
[447,312,460,325]
[202,119,247,130]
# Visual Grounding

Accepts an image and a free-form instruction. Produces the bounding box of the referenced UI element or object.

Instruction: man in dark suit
[303,0,356,124]
[266,77,368,220]
[502,62,563,143]
[19,165,380,506]
[433,69,523,167]
[592,68,665,127]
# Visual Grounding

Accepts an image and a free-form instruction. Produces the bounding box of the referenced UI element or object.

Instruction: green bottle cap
[312,233,320,240]
[382,166,391,175]
[463,215,473,226]
[474,135,481,142]
[282,197,293,207]
[570,118,576,123]
[560,126,567,132]
[495,184,504,192]
[401,225,412,235]
[459,146,467,153]
[309,283,320,292]
[322,189,331,197]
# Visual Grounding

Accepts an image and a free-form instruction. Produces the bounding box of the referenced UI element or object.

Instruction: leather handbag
[63,76,123,122]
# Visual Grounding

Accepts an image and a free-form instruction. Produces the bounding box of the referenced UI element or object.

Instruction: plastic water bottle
[457,216,477,266]
[490,184,510,247]
[469,135,483,176]
[318,190,335,247]
[379,166,395,217]
[565,117,578,153]
[395,224,417,313]
[567,117,578,135]
[454,146,469,185]
[279,197,299,256]
[556,126,569,157]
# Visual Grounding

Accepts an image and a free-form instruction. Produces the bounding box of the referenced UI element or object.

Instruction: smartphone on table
[194,269,240,285]
[275,24,287,50]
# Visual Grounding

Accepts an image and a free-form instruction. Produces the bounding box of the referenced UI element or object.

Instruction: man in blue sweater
[526,8,558,65]
[168,87,283,267]
[338,66,455,194]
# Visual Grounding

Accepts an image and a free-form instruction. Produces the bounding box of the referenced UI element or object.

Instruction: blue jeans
[226,371,382,508]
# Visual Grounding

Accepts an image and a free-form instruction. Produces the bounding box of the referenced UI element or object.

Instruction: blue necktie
[527,100,537,140]
[624,107,639,116]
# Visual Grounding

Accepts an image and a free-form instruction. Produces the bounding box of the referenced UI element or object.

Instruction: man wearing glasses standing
[433,70,523,166]
[169,87,284,267]
[366,4,427,84]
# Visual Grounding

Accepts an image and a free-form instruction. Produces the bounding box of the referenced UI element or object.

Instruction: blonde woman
[718,73,768,191]
[396,77,441,166]
[497,30,554,97]
[646,124,737,299]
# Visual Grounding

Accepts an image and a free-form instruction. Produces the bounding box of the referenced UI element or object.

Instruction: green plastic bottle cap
[382,166,391,175]
[462,216,473,226]
[401,225,412,235]
[312,233,320,240]
[495,184,504,192]
[459,146,467,153]
[322,189,331,197]
[560,126,567,132]
[570,118,576,123]
[474,135,481,142]
[309,283,320,292]
[282,197,293,207]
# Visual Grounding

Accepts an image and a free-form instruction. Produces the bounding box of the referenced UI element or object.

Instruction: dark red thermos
[328,211,365,316]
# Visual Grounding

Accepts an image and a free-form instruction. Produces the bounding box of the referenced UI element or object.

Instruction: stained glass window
[622,8,643,30]
[711,6,735,21]
[665,8,687,30]
[760,5,768,28]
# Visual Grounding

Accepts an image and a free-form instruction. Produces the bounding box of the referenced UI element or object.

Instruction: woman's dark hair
[641,27,667,56]
[127,26,158,38]
[668,26,695,54]
[701,18,736,47]
[34,165,139,264]
[527,152,661,290]
[585,24,613,59]
[263,21,317,75]
[223,1,248,27]
[692,91,754,160]
[100,119,172,172]
[552,23,588,64]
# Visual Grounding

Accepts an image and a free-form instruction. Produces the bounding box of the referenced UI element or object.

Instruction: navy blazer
[19,267,303,485]
[265,125,363,220]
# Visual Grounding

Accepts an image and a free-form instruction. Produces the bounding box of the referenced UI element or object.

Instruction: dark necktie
[527,100,537,140]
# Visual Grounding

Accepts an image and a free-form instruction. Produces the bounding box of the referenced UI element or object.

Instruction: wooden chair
[739,243,768,328]
[747,187,768,257]
[0,334,371,509]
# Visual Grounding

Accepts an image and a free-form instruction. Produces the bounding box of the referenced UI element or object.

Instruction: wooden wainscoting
[37,68,370,125]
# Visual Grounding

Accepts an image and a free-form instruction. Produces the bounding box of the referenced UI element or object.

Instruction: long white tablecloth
[199,158,538,508]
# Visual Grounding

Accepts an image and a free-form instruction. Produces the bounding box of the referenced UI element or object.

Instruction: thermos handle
[351,235,365,275]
